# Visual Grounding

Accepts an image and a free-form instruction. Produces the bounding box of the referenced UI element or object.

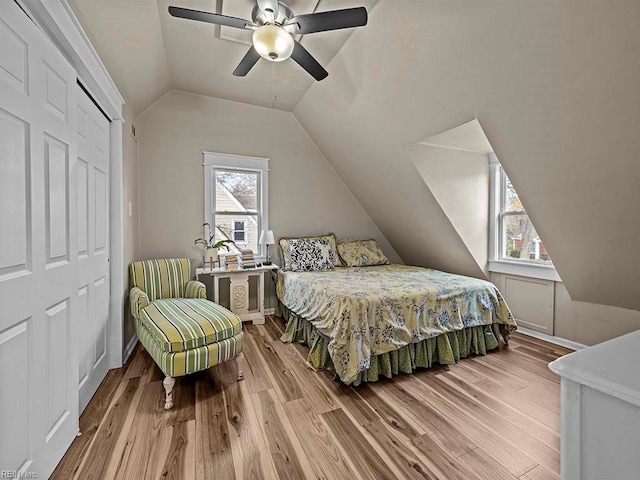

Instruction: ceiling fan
[168,1,368,81]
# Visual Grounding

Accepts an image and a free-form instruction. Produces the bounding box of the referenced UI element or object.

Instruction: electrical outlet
[128,201,133,217]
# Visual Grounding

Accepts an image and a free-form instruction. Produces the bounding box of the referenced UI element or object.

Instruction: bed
[276,264,516,385]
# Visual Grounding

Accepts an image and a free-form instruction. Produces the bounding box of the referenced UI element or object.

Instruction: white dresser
[549,330,640,480]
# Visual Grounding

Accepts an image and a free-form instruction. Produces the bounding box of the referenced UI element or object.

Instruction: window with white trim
[204,152,269,260]
[490,154,556,275]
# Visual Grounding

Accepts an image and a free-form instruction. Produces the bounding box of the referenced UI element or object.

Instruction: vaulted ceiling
[68,0,377,112]
[70,0,640,313]
[294,0,640,311]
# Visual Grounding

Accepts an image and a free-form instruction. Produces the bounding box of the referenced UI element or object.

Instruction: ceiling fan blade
[168,6,255,29]
[286,7,367,34]
[233,46,261,77]
[291,41,328,81]
[257,0,279,22]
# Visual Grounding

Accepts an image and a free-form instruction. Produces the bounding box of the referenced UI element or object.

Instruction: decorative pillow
[337,239,390,267]
[279,233,341,270]
[288,238,335,271]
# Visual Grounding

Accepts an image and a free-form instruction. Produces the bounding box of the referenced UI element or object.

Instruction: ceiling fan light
[252,24,294,62]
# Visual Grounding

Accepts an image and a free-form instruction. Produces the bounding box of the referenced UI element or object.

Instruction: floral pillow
[288,238,335,271]
[279,233,341,270]
[337,239,390,267]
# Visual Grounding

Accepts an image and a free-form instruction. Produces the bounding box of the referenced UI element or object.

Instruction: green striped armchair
[130,258,244,409]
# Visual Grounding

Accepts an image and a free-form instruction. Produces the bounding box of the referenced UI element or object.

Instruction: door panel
[44,134,70,264]
[43,61,68,121]
[94,167,107,252]
[0,17,28,94]
[77,159,89,255]
[77,86,110,413]
[78,285,89,388]
[45,299,71,442]
[0,1,81,477]
[0,319,31,473]
[0,109,29,277]
[0,1,114,474]
[94,276,108,365]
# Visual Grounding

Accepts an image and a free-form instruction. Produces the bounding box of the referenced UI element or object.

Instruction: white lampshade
[252,25,294,62]
[259,230,275,245]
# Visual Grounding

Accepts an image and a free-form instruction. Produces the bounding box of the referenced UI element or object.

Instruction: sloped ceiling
[420,120,493,155]
[294,0,640,311]
[68,0,172,113]
[68,0,377,112]
[69,0,640,312]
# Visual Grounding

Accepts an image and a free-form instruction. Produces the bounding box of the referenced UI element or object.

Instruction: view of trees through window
[214,169,260,253]
[502,174,552,264]
[216,170,258,210]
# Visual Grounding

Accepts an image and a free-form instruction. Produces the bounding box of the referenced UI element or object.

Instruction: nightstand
[196,264,279,325]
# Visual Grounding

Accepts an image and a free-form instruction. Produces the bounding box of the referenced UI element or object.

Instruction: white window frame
[232,218,247,244]
[204,152,269,261]
[488,153,560,281]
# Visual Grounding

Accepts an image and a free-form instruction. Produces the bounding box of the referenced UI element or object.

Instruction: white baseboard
[517,326,586,351]
[265,308,275,315]
[123,334,138,363]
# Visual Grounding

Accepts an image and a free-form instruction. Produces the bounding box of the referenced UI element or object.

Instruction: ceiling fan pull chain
[271,62,277,108]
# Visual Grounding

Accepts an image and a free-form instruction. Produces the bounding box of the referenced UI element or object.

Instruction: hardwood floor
[52,317,567,480]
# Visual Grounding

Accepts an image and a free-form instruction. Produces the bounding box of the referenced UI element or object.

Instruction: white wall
[294,0,640,314]
[80,0,640,349]
[122,102,139,349]
[491,272,640,346]
[137,90,401,306]
[553,282,640,346]
[408,143,489,276]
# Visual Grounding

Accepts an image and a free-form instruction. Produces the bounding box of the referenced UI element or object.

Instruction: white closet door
[77,86,110,412]
[0,1,80,477]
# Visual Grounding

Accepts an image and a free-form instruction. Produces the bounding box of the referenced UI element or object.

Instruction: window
[489,154,559,280]
[499,173,551,264]
[204,152,269,260]
[232,219,247,243]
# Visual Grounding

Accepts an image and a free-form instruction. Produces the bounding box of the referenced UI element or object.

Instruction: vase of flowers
[194,223,236,268]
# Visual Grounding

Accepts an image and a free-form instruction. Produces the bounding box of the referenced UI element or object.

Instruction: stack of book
[241,249,256,268]
[225,254,239,271]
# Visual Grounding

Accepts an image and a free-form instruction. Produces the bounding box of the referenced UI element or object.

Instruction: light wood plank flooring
[52,316,568,480]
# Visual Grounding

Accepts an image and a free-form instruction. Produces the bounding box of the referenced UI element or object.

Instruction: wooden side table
[196,264,278,325]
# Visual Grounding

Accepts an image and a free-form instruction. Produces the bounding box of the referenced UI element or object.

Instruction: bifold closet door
[0,1,80,477]
[77,86,111,413]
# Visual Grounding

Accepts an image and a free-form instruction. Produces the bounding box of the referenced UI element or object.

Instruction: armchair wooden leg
[163,376,176,410]
[235,352,245,381]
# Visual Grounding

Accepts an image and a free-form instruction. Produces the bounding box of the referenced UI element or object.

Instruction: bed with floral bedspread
[276,264,516,385]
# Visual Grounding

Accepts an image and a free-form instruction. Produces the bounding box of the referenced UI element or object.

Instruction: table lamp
[259,230,275,265]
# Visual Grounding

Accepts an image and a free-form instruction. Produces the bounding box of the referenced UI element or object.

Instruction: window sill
[488,260,561,282]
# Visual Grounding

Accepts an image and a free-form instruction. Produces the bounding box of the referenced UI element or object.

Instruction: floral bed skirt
[278,302,503,386]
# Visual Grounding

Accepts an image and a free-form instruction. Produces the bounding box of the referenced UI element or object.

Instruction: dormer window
[489,154,559,281]
[499,173,551,264]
